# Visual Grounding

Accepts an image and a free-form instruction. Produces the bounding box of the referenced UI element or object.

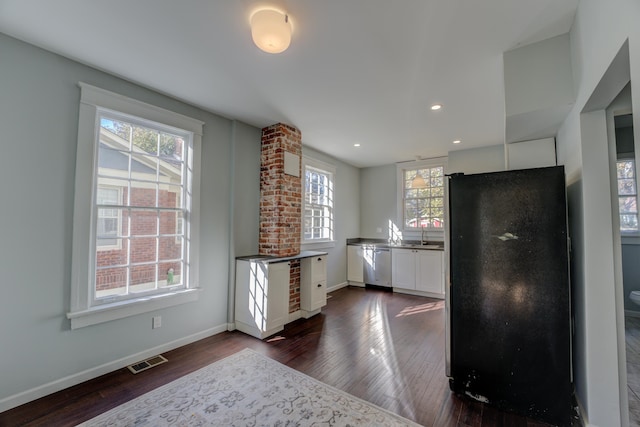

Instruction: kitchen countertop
[346,238,444,251]
[236,250,328,263]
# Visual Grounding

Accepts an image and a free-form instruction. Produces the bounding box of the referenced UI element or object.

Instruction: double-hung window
[398,160,446,231]
[302,157,335,245]
[68,83,203,329]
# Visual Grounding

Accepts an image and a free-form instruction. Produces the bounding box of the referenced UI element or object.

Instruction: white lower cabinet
[347,245,364,285]
[301,255,327,314]
[235,260,290,339]
[391,248,444,298]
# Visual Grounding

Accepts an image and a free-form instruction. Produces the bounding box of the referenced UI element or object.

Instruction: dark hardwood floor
[0,287,555,426]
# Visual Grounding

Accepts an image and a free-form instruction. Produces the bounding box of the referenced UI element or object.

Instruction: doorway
[607,83,639,426]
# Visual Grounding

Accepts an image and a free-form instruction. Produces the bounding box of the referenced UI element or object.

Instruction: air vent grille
[127,355,168,374]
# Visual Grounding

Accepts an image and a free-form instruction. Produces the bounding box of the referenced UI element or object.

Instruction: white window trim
[301,156,336,249]
[68,83,204,329]
[396,157,448,238]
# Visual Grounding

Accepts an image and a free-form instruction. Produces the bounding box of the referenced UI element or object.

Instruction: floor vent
[127,355,168,374]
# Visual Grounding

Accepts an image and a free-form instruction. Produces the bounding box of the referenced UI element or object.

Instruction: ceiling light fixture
[250,9,292,54]
[431,104,442,111]
[354,143,361,147]
[453,140,461,144]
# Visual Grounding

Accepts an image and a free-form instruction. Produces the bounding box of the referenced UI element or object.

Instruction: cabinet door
[417,250,444,294]
[392,249,416,289]
[347,245,364,282]
[265,262,290,331]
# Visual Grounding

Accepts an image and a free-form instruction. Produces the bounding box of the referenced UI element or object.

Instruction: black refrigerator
[447,166,573,426]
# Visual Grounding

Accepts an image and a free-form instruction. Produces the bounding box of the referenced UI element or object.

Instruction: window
[302,157,335,244]
[400,162,445,230]
[96,186,121,249]
[68,83,203,329]
[617,159,639,232]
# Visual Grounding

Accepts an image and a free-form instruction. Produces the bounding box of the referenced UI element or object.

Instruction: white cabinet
[392,248,444,298]
[301,255,327,314]
[235,260,290,339]
[391,248,416,289]
[347,245,364,285]
[417,250,445,294]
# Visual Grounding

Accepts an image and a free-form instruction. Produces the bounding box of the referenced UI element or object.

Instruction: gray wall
[302,146,360,288]
[359,164,397,238]
[448,144,505,174]
[0,33,261,406]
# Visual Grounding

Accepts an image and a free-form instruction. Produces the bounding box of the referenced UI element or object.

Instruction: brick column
[259,123,302,257]
[259,123,303,313]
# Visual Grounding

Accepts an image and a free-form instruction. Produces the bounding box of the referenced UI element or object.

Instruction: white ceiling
[0,0,578,168]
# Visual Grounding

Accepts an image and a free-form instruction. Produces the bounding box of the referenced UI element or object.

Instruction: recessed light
[431,104,442,111]
[453,140,461,144]
[354,143,361,147]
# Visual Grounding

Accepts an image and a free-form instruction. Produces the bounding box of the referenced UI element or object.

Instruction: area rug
[78,348,421,426]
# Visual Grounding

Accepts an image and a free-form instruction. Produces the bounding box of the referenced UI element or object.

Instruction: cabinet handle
[317,257,323,261]
[317,283,322,288]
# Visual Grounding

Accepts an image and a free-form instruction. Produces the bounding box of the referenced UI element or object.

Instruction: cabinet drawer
[308,256,327,282]
[301,279,327,311]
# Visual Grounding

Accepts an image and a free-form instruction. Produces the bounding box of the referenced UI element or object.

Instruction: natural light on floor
[395,301,444,317]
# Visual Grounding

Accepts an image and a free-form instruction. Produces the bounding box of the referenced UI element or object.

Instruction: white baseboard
[0,324,228,413]
[327,281,349,292]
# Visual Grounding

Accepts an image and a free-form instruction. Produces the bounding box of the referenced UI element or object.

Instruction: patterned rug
[78,348,421,426]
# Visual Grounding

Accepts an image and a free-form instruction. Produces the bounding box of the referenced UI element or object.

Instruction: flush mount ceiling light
[453,140,461,144]
[430,104,442,111]
[251,9,292,54]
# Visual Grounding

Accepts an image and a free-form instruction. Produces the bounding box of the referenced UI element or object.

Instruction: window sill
[67,288,201,330]
[301,240,336,250]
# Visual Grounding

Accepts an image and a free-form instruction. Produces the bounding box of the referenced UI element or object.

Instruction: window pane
[160,261,182,288]
[621,214,639,231]
[617,161,635,179]
[160,210,182,235]
[618,179,637,195]
[130,237,157,264]
[158,185,182,209]
[159,236,182,262]
[95,266,128,298]
[130,265,157,292]
[130,210,158,236]
[619,197,638,214]
[159,133,184,161]
[131,124,159,156]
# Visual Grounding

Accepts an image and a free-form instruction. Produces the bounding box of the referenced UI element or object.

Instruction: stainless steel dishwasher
[363,246,391,287]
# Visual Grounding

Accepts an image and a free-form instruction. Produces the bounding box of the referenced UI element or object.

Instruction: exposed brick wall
[259,122,302,256]
[289,260,301,313]
[259,123,302,312]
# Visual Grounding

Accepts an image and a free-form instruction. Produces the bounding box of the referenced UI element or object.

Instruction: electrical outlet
[152,316,162,329]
